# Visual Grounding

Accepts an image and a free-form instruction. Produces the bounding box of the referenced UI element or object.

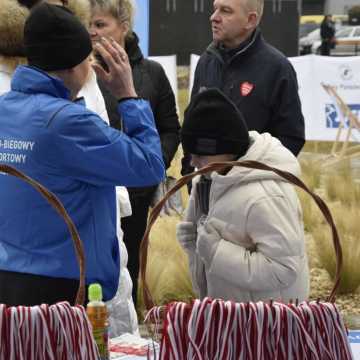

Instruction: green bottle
[87,283,109,360]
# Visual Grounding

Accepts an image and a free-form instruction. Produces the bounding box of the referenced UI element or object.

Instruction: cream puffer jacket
[178,131,309,303]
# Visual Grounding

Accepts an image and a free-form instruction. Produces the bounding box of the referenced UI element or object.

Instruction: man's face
[190,153,235,170]
[71,57,91,96]
[190,154,213,170]
[210,0,257,48]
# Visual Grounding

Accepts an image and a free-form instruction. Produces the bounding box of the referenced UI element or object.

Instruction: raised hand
[92,37,137,100]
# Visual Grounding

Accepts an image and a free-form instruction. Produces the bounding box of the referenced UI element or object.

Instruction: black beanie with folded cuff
[181,88,250,156]
[24,3,92,71]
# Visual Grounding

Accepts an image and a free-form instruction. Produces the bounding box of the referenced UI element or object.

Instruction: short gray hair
[247,0,264,21]
[89,0,135,31]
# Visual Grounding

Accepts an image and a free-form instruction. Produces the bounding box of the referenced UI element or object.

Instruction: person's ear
[245,11,259,30]
[120,21,130,37]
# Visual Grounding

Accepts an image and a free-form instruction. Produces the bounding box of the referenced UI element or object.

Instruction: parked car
[299,21,320,38]
[299,28,320,55]
[311,26,360,56]
[299,15,348,55]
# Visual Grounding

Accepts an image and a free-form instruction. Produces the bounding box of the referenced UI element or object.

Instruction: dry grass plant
[324,160,360,206]
[303,141,359,154]
[303,141,333,154]
[137,214,195,317]
[297,159,323,233]
[314,205,360,294]
[297,189,322,233]
[300,159,322,191]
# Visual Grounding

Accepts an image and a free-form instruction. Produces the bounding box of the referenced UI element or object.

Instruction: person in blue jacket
[0,3,165,306]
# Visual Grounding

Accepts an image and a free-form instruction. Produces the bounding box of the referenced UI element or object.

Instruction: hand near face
[92,37,137,100]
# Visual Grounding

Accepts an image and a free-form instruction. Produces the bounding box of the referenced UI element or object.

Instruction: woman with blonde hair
[89,0,180,307]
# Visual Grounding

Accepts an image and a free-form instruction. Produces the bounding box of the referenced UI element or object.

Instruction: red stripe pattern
[146,298,353,360]
[0,302,99,359]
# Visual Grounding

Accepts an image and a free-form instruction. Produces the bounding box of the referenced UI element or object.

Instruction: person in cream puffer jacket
[178,88,309,303]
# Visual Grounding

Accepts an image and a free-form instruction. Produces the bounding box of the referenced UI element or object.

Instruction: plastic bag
[150,176,184,216]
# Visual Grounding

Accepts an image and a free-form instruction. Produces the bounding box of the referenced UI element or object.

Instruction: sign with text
[289,55,360,141]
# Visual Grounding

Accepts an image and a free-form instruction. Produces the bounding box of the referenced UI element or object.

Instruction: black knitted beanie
[181,88,250,156]
[24,3,92,71]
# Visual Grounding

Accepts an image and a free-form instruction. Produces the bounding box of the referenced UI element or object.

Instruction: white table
[111,331,360,359]
[349,331,360,358]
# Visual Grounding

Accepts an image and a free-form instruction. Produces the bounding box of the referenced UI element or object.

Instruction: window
[354,28,360,37]
[336,28,353,38]
[194,0,205,13]
[166,0,176,13]
[299,23,319,37]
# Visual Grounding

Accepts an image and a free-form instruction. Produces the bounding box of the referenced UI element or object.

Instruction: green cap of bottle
[88,283,103,302]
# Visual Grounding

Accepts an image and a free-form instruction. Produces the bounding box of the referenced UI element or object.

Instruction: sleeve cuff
[118,97,141,103]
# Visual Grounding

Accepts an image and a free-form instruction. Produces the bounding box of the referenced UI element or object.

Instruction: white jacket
[0,62,12,95]
[79,72,138,336]
[181,131,309,303]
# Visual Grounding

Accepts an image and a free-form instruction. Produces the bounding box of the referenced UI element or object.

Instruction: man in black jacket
[182,0,305,179]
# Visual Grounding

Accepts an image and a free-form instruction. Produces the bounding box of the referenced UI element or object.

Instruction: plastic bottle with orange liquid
[86,283,109,360]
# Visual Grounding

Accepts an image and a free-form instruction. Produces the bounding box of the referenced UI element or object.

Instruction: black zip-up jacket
[320,20,335,41]
[182,30,305,176]
[99,33,180,171]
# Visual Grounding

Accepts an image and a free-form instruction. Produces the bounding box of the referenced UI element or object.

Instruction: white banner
[189,53,360,142]
[289,55,360,141]
[148,55,178,104]
[189,54,200,95]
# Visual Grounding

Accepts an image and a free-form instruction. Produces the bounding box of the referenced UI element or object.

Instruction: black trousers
[121,187,156,304]
[321,40,332,56]
[0,270,82,307]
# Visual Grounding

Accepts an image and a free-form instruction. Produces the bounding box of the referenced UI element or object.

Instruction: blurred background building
[147,0,301,64]
[133,0,360,63]
[324,0,360,15]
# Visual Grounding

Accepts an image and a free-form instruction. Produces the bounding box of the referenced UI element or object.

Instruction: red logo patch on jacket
[240,82,254,96]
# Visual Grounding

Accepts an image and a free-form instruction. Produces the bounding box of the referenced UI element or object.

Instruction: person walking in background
[0,3,165,306]
[89,0,180,304]
[320,15,336,56]
[177,88,309,303]
[182,0,305,182]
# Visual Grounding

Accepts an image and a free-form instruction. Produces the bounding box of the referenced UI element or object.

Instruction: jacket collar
[11,65,71,100]
[207,28,262,64]
[125,32,143,65]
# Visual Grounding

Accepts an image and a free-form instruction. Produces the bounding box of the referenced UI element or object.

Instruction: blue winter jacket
[0,65,165,300]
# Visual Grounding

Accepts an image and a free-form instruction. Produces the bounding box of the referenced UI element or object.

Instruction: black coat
[98,33,180,171]
[191,30,305,157]
[320,20,335,41]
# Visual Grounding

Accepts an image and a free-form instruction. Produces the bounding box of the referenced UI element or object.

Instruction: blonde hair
[89,0,135,32]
